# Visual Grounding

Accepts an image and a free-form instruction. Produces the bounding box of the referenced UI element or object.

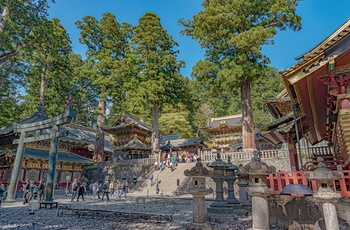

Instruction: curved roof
[102,112,152,134]
[116,138,151,151]
[0,107,48,136]
[0,148,93,164]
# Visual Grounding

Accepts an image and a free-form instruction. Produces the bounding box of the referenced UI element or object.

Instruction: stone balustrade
[199,149,289,162]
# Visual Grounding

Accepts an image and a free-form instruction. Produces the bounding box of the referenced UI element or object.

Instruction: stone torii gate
[6,109,76,202]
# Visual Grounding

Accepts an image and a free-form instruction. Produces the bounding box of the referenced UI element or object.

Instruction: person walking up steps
[150,174,153,187]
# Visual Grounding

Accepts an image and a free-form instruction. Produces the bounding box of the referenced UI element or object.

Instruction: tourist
[150,174,153,187]
[38,180,45,202]
[27,180,36,203]
[77,183,85,201]
[70,179,78,202]
[91,181,99,200]
[121,179,128,198]
[23,180,30,204]
[101,181,109,201]
[117,180,123,198]
[0,184,5,207]
[114,182,119,196]
[154,161,158,170]
[109,181,114,196]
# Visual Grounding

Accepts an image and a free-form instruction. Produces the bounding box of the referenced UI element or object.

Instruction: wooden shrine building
[159,135,206,161]
[201,114,243,151]
[102,112,152,160]
[0,108,113,189]
[262,18,350,171]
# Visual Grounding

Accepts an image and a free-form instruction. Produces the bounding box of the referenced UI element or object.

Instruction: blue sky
[48,0,350,78]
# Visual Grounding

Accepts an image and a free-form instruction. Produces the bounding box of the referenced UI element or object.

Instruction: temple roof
[0,148,93,164]
[160,137,206,150]
[0,107,48,136]
[102,112,152,134]
[281,18,350,145]
[283,18,350,77]
[159,134,182,145]
[202,114,242,132]
[116,138,151,151]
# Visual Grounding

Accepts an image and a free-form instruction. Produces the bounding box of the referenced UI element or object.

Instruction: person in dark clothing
[0,184,6,207]
[101,181,109,201]
[38,180,45,202]
[77,184,85,201]
[23,180,30,204]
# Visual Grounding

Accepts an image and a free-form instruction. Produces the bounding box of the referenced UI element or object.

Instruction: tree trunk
[0,50,19,66]
[95,99,106,162]
[151,101,160,156]
[40,66,47,107]
[241,77,256,151]
[0,7,8,30]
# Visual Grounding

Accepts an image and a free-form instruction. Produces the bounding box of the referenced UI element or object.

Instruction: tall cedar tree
[23,18,72,117]
[181,0,301,150]
[76,13,132,161]
[0,0,53,107]
[126,12,188,155]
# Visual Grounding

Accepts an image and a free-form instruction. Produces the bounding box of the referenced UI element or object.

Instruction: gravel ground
[0,194,253,230]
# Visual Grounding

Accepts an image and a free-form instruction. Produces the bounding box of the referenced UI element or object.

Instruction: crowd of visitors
[155,152,198,173]
[22,179,45,204]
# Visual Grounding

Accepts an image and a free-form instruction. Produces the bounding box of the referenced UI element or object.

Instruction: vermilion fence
[266,170,350,197]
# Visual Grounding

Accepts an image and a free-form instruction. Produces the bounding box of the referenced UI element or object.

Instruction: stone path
[0,192,253,230]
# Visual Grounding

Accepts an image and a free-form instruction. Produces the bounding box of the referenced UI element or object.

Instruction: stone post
[184,158,210,226]
[6,130,26,202]
[241,151,276,230]
[236,168,250,204]
[306,157,343,230]
[45,125,59,202]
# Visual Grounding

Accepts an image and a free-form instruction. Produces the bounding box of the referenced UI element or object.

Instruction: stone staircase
[131,163,196,196]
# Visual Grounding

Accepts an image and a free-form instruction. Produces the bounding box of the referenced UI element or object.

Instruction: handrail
[128,167,155,193]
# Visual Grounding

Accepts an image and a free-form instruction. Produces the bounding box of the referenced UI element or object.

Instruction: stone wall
[268,196,350,229]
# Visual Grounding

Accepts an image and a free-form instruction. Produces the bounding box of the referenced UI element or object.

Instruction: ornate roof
[160,137,206,150]
[0,107,48,136]
[0,148,93,164]
[116,138,151,151]
[63,124,114,153]
[283,18,350,77]
[201,114,242,132]
[159,134,182,145]
[103,112,152,134]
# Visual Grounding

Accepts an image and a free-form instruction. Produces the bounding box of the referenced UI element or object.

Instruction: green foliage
[21,18,72,117]
[159,104,194,138]
[124,12,189,110]
[180,0,301,142]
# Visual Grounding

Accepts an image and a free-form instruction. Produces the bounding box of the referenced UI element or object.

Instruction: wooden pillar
[287,136,299,171]
[45,125,59,202]
[7,130,26,202]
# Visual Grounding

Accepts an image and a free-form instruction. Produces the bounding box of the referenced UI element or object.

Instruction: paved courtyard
[0,192,253,230]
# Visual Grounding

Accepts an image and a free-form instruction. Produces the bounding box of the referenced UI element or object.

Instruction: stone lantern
[306,157,343,230]
[225,155,240,207]
[241,150,276,230]
[206,149,234,222]
[184,157,211,224]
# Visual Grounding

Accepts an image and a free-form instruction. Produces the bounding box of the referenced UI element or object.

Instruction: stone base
[206,212,237,223]
[183,223,213,230]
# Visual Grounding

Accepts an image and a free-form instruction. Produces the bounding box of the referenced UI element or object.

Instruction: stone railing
[199,149,289,162]
[114,157,156,166]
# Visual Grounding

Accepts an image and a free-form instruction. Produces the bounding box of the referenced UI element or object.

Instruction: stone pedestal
[241,151,276,230]
[306,157,344,230]
[184,158,210,225]
[237,171,250,204]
